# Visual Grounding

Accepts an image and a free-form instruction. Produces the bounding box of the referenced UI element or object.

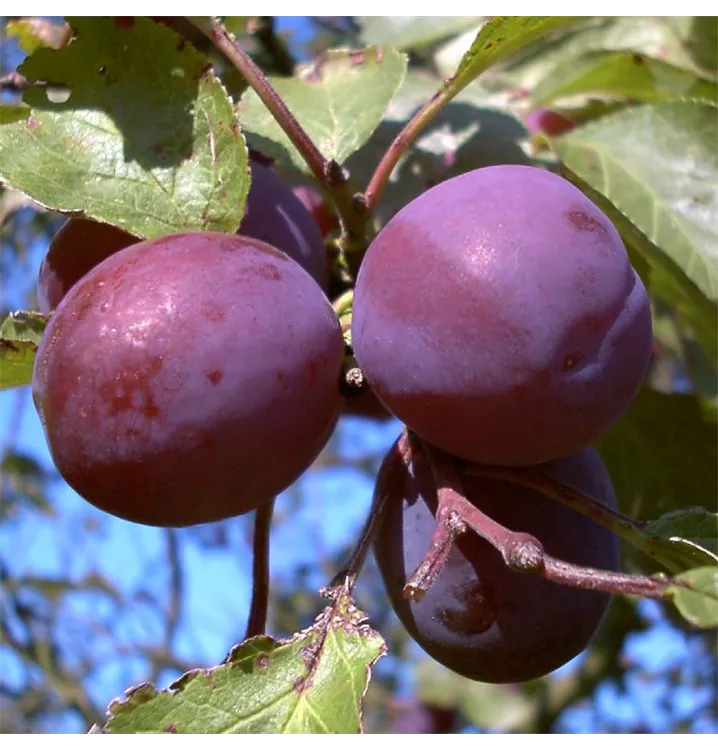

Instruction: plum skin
[352,164,652,466]
[241,162,328,288]
[373,442,619,683]
[37,218,138,313]
[33,232,344,527]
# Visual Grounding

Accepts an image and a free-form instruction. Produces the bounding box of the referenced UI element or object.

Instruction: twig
[463,463,692,574]
[364,89,449,212]
[0,71,31,92]
[410,439,675,603]
[187,17,370,262]
[325,431,412,593]
[245,499,274,638]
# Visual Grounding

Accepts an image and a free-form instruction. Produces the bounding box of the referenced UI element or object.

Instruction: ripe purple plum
[241,162,329,288]
[37,218,138,312]
[352,165,652,466]
[33,232,344,527]
[373,441,619,683]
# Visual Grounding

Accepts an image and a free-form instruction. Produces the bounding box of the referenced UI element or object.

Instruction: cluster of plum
[32,161,652,684]
[355,165,652,683]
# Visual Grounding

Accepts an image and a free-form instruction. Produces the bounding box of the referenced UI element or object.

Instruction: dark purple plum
[32,232,344,527]
[373,441,619,683]
[352,165,652,466]
[241,162,329,288]
[37,218,139,312]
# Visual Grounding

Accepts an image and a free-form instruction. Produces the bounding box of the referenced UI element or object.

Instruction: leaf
[597,388,717,520]
[532,51,717,106]
[5,18,69,53]
[358,17,481,51]
[448,17,582,96]
[0,311,48,390]
[551,101,718,305]
[0,104,31,125]
[103,589,385,734]
[667,566,718,628]
[488,17,708,92]
[238,47,407,174]
[559,167,717,362]
[644,508,718,570]
[0,17,248,240]
[662,17,718,75]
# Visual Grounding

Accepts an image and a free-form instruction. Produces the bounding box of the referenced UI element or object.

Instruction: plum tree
[37,218,139,312]
[37,162,328,312]
[241,162,329,288]
[33,232,344,527]
[352,164,652,466]
[373,440,619,683]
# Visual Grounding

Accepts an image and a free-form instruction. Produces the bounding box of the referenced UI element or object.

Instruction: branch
[364,89,448,212]
[0,71,31,92]
[409,439,675,603]
[463,463,691,574]
[325,431,412,594]
[245,499,274,638]
[187,17,370,264]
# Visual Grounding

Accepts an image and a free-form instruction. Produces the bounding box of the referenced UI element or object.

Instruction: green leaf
[0,17,248,240]
[0,104,31,125]
[532,51,717,106]
[103,590,385,733]
[448,17,582,96]
[662,17,718,75]
[359,17,481,51]
[238,47,407,174]
[644,508,718,570]
[559,168,717,362]
[597,388,717,519]
[489,17,709,93]
[0,311,48,390]
[667,566,718,628]
[551,101,717,305]
[6,18,68,54]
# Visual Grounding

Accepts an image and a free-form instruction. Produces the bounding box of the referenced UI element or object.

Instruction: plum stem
[245,499,274,638]
[326,432,415,594]
[404,504,467,603]
[188,17,370,265]
[463,464,691,574]
[410,437,679,603]
[364,88,450,213]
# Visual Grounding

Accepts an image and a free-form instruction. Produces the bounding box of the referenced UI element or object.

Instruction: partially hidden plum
[33,232,344,527]
[241,162,329,288]
[37,218,138,313]
[352,165,652,466]
[373,441,619,683]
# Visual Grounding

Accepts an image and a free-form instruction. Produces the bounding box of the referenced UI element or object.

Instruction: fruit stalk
[409,437,676,602]
[245,499,275,639]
